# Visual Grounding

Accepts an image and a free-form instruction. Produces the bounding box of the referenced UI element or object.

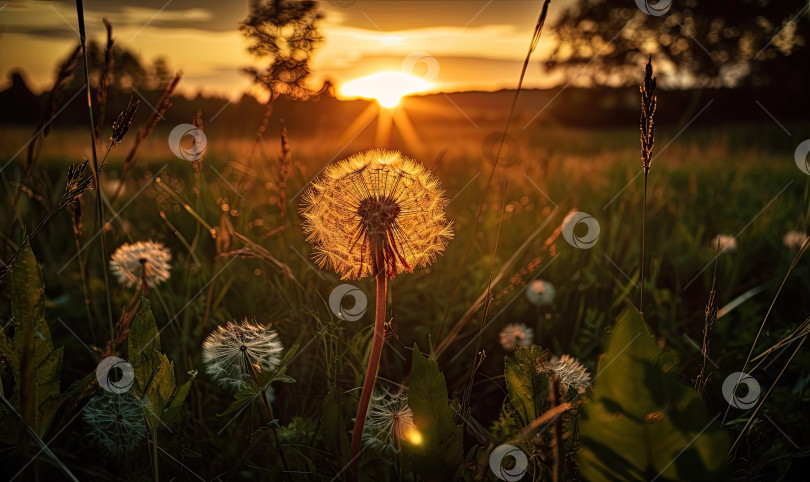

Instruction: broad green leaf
[504,345,550,427]
[578,307,729,481]
[163,370,197,424]
[403,344,463,480]
[8,245,62,436]
[127,298,162,399]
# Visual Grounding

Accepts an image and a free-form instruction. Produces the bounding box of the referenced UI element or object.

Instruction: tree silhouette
[546,0,809,89]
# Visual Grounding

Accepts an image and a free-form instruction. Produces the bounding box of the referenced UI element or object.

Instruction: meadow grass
[1,117,809,478]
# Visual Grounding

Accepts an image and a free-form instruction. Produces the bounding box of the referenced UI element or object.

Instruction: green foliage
[126,298,195,428]
[0,245,64,438]
[578,308,729,481]
[402,344,464,480]
[504,345,551,427]
[218,344,298,418]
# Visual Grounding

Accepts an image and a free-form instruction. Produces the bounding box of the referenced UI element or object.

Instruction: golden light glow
[339,72,432,108]
[404,428,423,445]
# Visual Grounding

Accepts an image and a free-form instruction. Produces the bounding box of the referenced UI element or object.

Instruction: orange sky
[0,0,576,98]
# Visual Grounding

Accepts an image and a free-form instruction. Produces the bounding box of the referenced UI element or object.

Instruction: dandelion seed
[83,392,146,454]
[499,323,534,351]
[363,385,416,453]
[201,319,283,390]
[109,241,172,288]
[783,230,808,250]
[300,149,453,280]
[526,279,556,306]
[537,354,591,394]
[711,234,737,254]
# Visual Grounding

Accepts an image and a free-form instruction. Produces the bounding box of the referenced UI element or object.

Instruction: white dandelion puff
[711,234,737,254]
[83,392,146,454]
[526,279,556,306]
[499,323,534,351]
[110,240,172,288]
[783,231,808,250]
[363,385,418,453]
[538,354,592,394]
[202,319,284,390]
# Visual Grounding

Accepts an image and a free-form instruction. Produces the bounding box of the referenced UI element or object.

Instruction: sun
[339,72,432,108]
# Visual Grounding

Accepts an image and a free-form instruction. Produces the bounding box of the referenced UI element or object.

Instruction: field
[2,88,810,480]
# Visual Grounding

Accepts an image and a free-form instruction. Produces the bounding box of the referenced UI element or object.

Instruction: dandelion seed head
[711,234,737,254]
[363,385,416,453]
[783,231,808,250]
[526,279,556,306]
[300,149,453,280]
[201,319,284,390]
[83,391,146,454]
[538,354,592,394]
[109,241,172,288]
[499,323,534,351]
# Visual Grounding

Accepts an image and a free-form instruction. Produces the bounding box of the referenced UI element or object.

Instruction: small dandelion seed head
[711,234,737,254]
[201,318,284,390]
[526,279,556,306]
[83,391,146,454]
[538,354,592,395]
[783,230,808,250]
[363,385,415,453]
[499,323,534,351]
[110,241,172,288]
[300,149,453,280]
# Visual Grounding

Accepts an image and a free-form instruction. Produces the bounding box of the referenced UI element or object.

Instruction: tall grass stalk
[75,0,114,347]
[639,56,657,315]
[436,0,551,338]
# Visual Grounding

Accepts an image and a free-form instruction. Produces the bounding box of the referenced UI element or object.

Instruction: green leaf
[578,308,729,481]
[317,388,350,463]
[403,344,463,480]
[163,370,197,424]
[8,245,62,436]
[503,345,550,427]
[127,299,162,400]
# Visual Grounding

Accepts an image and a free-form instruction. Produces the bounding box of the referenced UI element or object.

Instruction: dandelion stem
[246,352,290,475]
[350,249,387,478]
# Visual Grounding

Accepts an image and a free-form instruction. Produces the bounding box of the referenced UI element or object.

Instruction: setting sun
[339,71,432,108]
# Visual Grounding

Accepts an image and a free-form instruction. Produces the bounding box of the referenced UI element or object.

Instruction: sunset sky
[0,0,577,98]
